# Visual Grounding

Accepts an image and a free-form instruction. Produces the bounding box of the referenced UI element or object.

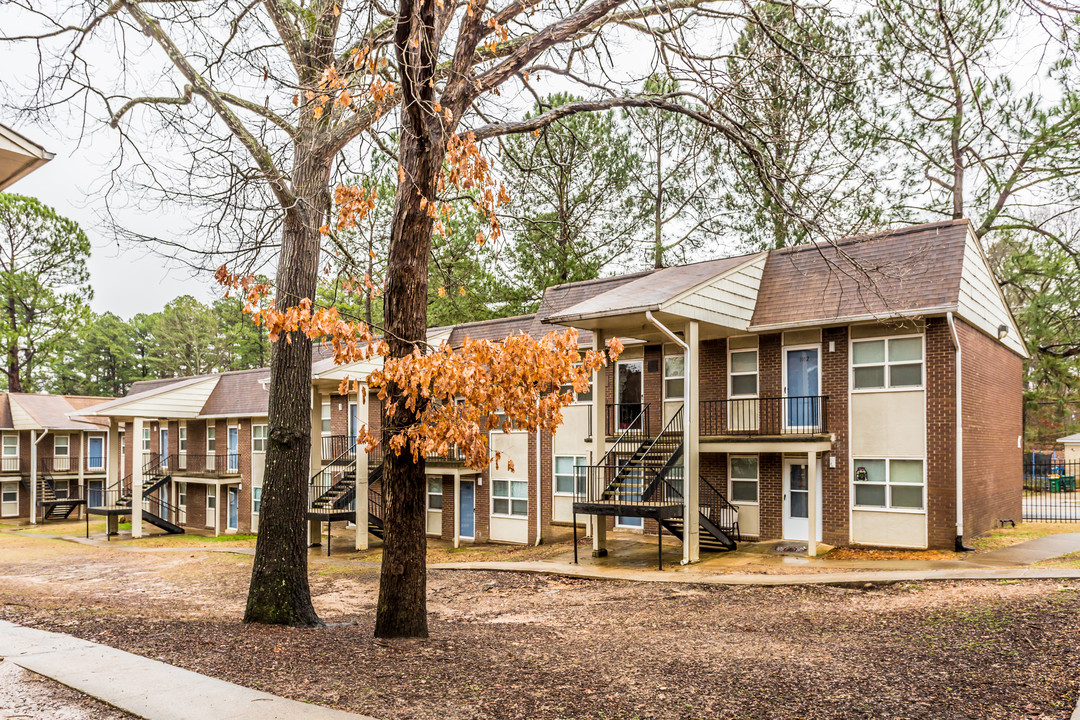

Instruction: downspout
[645,311,692,564]
[535,424,543,546]
[946,313,973,551]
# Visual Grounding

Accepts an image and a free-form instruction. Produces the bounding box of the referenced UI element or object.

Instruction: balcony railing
[700,396,829,437]
[321,435,357,463]
[40,456,75,474]
[173,453,241,476]
[0,456,20,473]
[605,403,650,437]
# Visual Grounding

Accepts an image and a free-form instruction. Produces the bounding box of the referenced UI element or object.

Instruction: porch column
[107,421,120,535]
[131,417,144,538]
[591,328,607,557]
[453,474,461,548]
[807,450,818,558]
[308,385,322,546]
[77,431,85,518]
[29,430,37,524]
[354,390,368,550]
[683,320,700,565]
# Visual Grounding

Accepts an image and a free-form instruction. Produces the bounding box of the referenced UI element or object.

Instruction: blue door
[160,428,169,468]
[349,403,358,440]
[616,458,643,528]
[784,347,820,429]
[88,436,104,471]
[88,480,103,508]
[459,481,475,538]
[228,487,239,530]
[227,427,239,472]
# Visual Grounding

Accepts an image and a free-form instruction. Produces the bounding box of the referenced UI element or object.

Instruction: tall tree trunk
[244,155,328,628]
[653,119,664,269]
[7,295,20,393]
[375,123,442,639]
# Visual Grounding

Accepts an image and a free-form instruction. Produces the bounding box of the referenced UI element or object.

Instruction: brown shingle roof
[197,368,270,417]
[536,271,657,344]
[4,393,112,431]
[749,220,969,329]
[447,314,538,346]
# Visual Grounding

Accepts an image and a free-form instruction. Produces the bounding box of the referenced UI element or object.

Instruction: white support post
[309,385,322,546]
[77,431,85,518]
[807,450,818,558]
[453,475,461,549]
[354,391,368,551]
[131,418,144,538]
[29,430,37,524]
[683,321,700,565]
[107,421,120,535]
[591,329,608,557]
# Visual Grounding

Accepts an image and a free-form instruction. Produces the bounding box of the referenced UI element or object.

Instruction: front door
[227,487,239,531]
[615,360,644,431]
[88,436,104,471]
[459,481,475,539]
[349,403,358,440]
[227,427,239,472]
[784,346,820,430]
[160,428,169,468]
[782,457,822,542]
[1,481,17,517]
[88,480,104,508]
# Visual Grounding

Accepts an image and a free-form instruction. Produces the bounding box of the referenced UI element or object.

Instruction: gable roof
[1057,433,1080,444]
[0,393,112,431]
[0,123,53,190]
[199,368,270,417]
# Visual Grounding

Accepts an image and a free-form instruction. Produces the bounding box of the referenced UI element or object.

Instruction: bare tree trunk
[653,119,664,269]
[374,123,442,639]
[244,156,328,628]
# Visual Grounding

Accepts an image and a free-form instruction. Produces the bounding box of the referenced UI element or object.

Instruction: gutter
[748,305,959,334]
[947,312,973,552]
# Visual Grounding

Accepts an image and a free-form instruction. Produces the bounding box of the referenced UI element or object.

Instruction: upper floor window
[321,402,331,435]
[729,349,758,397]
[252,424,268,453]
[178,425,187,453]
[559,365,593,404]
[206,426,217,453]
[664,355,685,400]
[142,428,151,452]
[53,434,69,457]
[852,336,923,390]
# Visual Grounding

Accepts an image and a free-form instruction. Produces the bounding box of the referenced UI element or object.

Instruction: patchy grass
[825,547,964,561]
[343,538,584,565]
[969,523,1080,552]
[1036,551,1080,569]
[114,533,258,549]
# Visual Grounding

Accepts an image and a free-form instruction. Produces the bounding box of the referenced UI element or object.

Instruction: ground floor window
[207,486,216,513]
[853,458,924,510]
[554,455,587,495]
[177,482,187,508]
[427,478,442,510]
[492,478,527,517]
[729,455,759,503]
[252,486,262,514]
[52,480,69,499]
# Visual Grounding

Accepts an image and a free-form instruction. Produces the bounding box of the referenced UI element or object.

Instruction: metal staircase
[307,440,385,541]
[85,456,183,535]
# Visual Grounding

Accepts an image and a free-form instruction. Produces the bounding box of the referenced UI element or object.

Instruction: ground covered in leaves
[0,532,1078,719]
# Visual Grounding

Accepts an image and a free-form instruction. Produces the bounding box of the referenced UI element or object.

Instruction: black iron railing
[700,396,828,436]
[39,456,76,474]
[698,474,741,542]
[605,403,650,436]
[1023,458,1080,522]
[174,453,241,476]
[322,435,357,463]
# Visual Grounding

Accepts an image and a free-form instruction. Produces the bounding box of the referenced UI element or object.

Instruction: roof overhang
[80,376,220,419]
[747,306,958,334]
[0,124,54,190]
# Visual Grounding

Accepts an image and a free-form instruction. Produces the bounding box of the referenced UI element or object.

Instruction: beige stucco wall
[851,509,927,548]
[850,391,925,457]
[552,404,594,524]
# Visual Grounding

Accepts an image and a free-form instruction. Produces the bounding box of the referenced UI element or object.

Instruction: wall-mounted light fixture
[997,324,1009,340]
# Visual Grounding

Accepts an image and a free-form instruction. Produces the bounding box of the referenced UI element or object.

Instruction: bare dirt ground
[0,532,1078,720]
[0,660,137,719]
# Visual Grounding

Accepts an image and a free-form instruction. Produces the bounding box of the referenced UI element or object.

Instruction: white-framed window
[53,479,69,499]
[321,402,331,435]
[54,434,69,457]
[206,426,216,453]
[663,355,686,400]
[427,478,443,510]
[554,455,587,495]
[252,424,268,453]
[142,428,151,452]
[851,336,924,390]
[853,458,925,510]
[492,477,528,517]
[729,349,759,397]
[178,425,187,453]
[728,455,759,504]
[559,365,594,404]
[177,482,187,507]
[207,486,216,511]
[253,486,262,514]
[1,434,18,473]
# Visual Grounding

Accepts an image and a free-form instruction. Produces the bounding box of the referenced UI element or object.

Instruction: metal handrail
[700,396,828,436]
[597,403,650,468]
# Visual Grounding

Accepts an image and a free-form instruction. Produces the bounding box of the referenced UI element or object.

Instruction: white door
[782,457,822,542]
[1,481,18,517]
[783,345,821,430]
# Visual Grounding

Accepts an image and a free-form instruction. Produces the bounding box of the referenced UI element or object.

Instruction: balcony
[173,453,241,477]
[41,456,106,474]
[0,456,22,473]
[321,435,357,464]
[700,396,829,438]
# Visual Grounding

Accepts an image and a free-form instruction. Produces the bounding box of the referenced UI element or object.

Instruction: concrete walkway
[0,621,373,720]
[974,532,1080,565]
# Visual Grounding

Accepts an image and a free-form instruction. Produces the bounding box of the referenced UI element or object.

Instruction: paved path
[0,621,374,720]
[974,532,1080,565]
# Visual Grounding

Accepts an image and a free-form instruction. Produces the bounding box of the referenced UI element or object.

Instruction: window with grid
[853,459,924,510]
[253,487,262,514]
[664,355,685,400]
[729,455,759,503]
[252,425,268,453]
[207,426,216,452]
[729,350,758,397]
[492,478,528,517]
[427,478,443,510]
[852,337,923,390]
[554,455,587,495]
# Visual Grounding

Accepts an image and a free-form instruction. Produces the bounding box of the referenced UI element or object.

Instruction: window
[729,455,759,504]
[2,435,17,472]
[664,355,685,400]
[852,336,924,390]
[207,486,216,511]
[729,349,758,397]
[252,424,268,453]
[559,366,594,404]
[142,428,151,452]
[253,487,262,514]
[321,402,331,435]
[178,425,187,453]
[492,478,528,517]
[54,435,69,457]
[427,478,443,510]
[555,455,587,495]
[206,426,216,453]
[853,458,924,510]
[178,482,187,507]
[53,479,69,499]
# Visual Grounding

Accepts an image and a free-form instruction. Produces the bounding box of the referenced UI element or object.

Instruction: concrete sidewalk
[0,621,373,720]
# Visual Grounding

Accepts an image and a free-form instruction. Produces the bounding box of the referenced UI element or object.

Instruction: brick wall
[758,453,783,539]
[821,326,850,547]
[926,317,959,549]
[700,339,726,402]
[957,319,1023,538]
